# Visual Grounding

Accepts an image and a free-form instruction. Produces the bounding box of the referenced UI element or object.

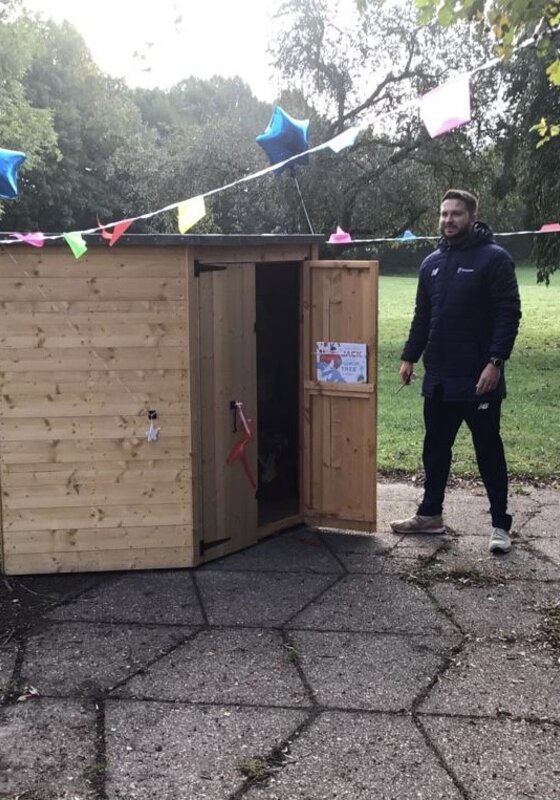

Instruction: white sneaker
[489,528,512,554]
[390,513,445,535]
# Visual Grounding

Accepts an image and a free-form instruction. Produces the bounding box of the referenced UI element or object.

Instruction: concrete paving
[0,480,558,800]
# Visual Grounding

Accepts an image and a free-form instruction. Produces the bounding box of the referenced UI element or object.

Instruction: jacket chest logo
[457,267,474,274]
[431,267,439,276]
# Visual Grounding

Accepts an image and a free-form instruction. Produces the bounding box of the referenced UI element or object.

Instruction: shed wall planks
[0,247,193,574]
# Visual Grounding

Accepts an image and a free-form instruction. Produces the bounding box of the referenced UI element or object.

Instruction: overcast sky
[23,0,282,101]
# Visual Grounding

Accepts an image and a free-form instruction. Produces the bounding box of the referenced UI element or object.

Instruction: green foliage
[410,0,560,141]
[378,266,560,479]
[0,14,59,220]
[531,116,560,146]
[497,47,560,281]
[273,0,500,237]
[0,9,293,235]
[0,16,147,230]
[0,0,555,249]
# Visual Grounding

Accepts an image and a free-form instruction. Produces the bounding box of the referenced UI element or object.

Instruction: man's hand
[398,360,416,386]
[475,363,501,395]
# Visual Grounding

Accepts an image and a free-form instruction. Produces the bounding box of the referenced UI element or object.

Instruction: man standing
[390,189,522,553]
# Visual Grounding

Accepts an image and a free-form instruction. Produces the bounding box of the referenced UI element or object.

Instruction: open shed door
[195,262,258,561]
[302,260,377,531]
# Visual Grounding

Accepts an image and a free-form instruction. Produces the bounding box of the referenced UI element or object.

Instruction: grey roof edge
[11,233,326,247]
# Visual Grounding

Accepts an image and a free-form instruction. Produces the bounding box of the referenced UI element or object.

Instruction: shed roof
[41,233,326,247]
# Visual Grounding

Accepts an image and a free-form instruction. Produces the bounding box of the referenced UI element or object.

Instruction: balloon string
[294,176,315,235]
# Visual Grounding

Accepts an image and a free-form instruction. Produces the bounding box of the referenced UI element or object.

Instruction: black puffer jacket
[402,222,521,401]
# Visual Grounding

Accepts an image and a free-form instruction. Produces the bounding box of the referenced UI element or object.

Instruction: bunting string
[0,31,557,253]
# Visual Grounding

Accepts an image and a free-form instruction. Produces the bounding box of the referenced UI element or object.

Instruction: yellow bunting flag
[63,231,88,259]
[178,196,206,234]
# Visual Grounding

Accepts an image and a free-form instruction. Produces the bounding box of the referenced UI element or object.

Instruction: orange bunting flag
[97,217,134,246]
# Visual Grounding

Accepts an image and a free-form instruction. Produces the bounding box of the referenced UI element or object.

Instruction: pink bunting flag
[539,222,560,232]
[11,232,45,248]
[328,226,352,244]
[419,73,471,138]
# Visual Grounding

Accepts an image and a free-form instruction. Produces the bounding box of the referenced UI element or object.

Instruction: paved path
[0,482,559,799]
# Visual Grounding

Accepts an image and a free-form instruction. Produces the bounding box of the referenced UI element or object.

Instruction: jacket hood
[438,220,495,251]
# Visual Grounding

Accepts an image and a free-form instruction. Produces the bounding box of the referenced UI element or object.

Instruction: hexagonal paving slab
[21,622,198,695]
[428,536,559,581]
[422,716,560,800]
[114,628,310,706]
[0,698,96,799]
[288,574,457,636]
[420,639,560,720]
[0,639,17,699]
[47,572,205,625]
[243,711,463,800]
[105,700,307,800]
[429,579,560,639]
[290,630,460,711]
[201,528,345,574]
[195,571,338,626]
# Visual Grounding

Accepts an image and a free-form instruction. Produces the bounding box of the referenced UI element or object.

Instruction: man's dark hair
[441,189,479,217]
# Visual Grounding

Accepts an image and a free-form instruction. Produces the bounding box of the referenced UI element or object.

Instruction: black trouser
[417,386,512,531]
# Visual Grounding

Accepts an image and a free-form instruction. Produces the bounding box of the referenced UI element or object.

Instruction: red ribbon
[226,402,256,490]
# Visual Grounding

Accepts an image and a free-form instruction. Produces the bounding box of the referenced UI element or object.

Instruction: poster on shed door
[315,342,367,383]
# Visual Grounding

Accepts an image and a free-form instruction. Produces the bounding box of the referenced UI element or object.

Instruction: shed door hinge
[199,537,231,556]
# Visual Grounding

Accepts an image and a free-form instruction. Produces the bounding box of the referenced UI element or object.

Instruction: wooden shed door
[196,262,258,561]
[302,260,378,531]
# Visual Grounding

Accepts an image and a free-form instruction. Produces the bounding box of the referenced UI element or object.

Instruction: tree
[129,76,302,234]
[395,0,559,280]
[270,0,504,237]
[404,0,560,143]
[498,47,560,282]
[0,9,59,220]
[3,17,150,231]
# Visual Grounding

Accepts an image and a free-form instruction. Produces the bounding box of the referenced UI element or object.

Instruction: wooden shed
[0,235,378,574]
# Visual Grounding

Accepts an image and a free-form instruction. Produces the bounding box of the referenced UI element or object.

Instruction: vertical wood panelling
[197,263,258,562]
[0,247,193,574]
[302,261,378,529]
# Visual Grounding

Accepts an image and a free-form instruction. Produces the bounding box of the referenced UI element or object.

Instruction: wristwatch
[489,357,503,368]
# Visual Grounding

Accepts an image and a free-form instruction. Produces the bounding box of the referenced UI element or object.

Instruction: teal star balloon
[0,148,26,199]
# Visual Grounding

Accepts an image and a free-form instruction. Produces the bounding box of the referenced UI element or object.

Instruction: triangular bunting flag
[178,196,206,234]
[97,217,134,246]
[11,232,45,247]
[328,226,352,244]
[63,232,88,259]
[327,126,361,154]
[400,229,417,240]
[419,73,471,138]
[539,222,560,232]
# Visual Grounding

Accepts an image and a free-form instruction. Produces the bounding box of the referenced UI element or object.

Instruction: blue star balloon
[0,148,26,199]
[256,106,309,175]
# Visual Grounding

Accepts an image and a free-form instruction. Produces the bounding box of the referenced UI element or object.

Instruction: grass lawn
[377,265,560,481]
